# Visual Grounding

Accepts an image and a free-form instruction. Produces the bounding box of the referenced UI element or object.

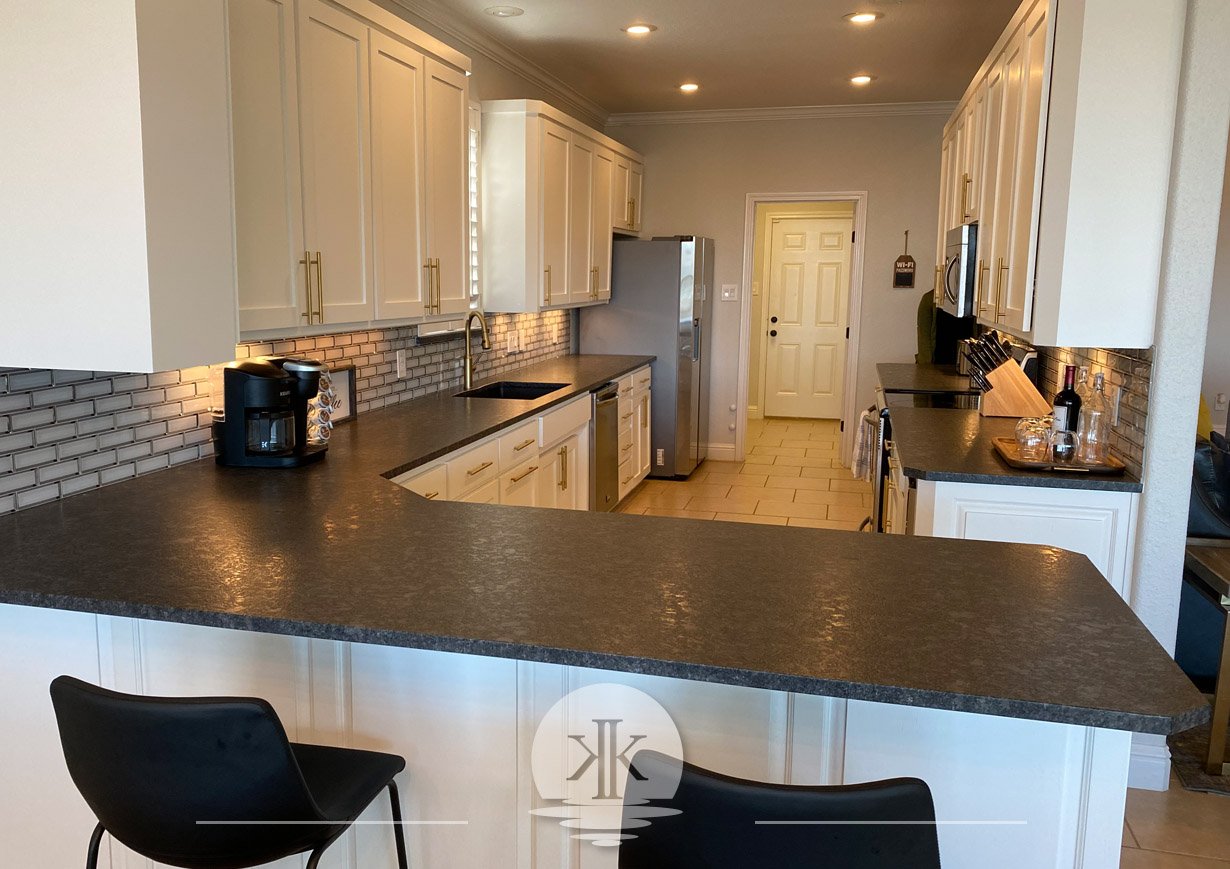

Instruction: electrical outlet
[395,349,406,379]
[507,331,520,354]
[721,284,739,301]
[1218,393,1229,412]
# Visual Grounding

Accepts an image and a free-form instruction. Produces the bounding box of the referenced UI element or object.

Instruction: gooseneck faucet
[463,310,492,390]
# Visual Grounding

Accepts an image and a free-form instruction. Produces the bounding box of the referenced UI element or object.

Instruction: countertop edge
[904,466,1145,494]
[2,590,1203,736]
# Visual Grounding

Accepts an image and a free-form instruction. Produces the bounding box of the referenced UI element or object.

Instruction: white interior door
[763,216,853,419]
[298,0,374,325]
[423,57,470,317]
[368,32,426,320]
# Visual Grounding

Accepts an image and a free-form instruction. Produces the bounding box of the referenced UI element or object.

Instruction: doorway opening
[737,193,867,465]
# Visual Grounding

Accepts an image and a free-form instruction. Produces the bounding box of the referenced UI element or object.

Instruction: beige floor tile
[800,466,849,479]
[787,476,833,492]
[727,484,797,502]
[806,447,839,459]
[762,464,804,478]
[827,503,872,522]
[686,496,758,515]
[1125,781,1230,860]
[808,437,838,447]
[743,454,777,465]
[787,517,864,531]
[715,513,789,526]
[755,500,829,520]
[1124,822,1137,848]
[734,471,771,486]
[699,461,744,476]
[700,473,750,489]
[624,490,695,510]
[642,507,718,520]
[780,439,822,449]
[773,455,833,468]
[751,445,808,457]
[794,489,867,507]
[617,503,647,515]
[1119,848,1230,868]
[673,482,734,499]
[829,479,873,493]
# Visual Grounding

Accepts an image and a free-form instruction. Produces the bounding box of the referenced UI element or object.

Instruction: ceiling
[425,0,1022,115]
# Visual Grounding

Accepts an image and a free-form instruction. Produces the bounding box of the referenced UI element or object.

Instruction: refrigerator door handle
[692,319,700,362]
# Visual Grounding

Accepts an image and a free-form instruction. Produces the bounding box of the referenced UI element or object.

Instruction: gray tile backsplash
[0,311,570,514]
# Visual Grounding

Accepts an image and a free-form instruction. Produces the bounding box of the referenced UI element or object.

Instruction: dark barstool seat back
[50,675,407,869]
[619,751,942,869]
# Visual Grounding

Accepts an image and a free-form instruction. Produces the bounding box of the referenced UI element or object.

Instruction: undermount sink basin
[455,381,569,400]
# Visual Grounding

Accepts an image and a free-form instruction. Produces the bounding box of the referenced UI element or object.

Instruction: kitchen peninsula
[0,355,1205,869]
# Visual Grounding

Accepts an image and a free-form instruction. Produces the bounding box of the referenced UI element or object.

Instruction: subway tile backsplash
[0,311,570,514]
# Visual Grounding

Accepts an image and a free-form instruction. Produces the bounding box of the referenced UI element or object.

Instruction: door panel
[540,120,570,306]
[229,0,306,332]
[977,58,1005,321]
[990,31,1025,328]
[369,32,426,320]
[591,148,614,301]
[424,58,469,316]
[612,156,631,230]
[568,134,595,304]
[764,216,852,419]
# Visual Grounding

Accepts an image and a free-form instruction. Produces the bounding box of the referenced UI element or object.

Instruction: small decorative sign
[893,230,916,289]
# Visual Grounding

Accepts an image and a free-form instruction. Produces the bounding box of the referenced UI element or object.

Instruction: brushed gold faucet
[463,310,492,389]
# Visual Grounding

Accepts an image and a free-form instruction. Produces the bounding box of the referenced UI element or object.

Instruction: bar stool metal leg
[389,781,409,869]
[1207,603,1230,775]
[85,821,105,869]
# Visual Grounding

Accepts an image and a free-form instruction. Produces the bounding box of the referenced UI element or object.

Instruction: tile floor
[621,416,1230,865]
[617,418,873,530]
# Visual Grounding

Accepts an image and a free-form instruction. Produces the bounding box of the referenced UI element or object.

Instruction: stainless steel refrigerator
[579,236,714,479]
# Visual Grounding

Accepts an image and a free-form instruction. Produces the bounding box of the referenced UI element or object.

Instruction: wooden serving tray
[992,437,1126,475]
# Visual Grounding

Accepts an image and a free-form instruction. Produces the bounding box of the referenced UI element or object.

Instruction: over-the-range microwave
[938,223,978,318]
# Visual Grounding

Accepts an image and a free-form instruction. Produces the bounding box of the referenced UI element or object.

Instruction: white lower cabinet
[617,366,652,502]
[391,394,593,510]
[912,479,1139,599]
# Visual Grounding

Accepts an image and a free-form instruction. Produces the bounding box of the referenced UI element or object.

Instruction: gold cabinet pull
[996,257,1009,321]
[433,258,442,312]
[544,265,552,304]
[961,173,972,221]
[514,437,536,452]
[977,260,990,314]
[622,473,634,486]
[621,443,632,453]
[466,460,494,477]
[630,198,637,228]
[558,445,568,491]
[625,198,632,227]
[423,261,433,311]
[642,396,649,428]
[621,412,633,422]
[313,251,324,323]
[422,490,440,500]
[299,251,314,322]
[510,465,538,484]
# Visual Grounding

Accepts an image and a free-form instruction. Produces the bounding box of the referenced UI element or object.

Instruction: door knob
[770,330,778,337]
[770,316,778,324]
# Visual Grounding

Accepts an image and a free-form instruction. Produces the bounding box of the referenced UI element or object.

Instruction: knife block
[980,361,1053,418]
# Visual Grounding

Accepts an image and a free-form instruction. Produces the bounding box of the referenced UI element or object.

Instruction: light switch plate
[507,332,520,354]
[395,349,407,379]
[721,284,738,301]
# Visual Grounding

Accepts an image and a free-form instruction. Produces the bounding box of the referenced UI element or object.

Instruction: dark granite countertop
[878,363,979,395]
[0,356,1197,734]
[889,407,1144,493]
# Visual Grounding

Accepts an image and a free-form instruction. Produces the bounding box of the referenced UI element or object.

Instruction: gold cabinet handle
[433,258,442,312]
[625,198,632,227]
[642,396,649,428]
[621,443,632,453]
[996,257,1009,321]
[466,460,494,477]
[510,465,538,484]
[977,260,990,313]
[961,173,972,221]
[622,473,634,486]
[423,261,433,311]
[300,251,314,322]
[422,490,440,500]
[631,198,637,227]
[313,251,324,324]
[621,412,633,422]
[544,265,552,304]
[558,445,568,491]
[514,437,536,452]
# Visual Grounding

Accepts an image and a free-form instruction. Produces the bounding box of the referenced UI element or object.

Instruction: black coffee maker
[212,357,328,468]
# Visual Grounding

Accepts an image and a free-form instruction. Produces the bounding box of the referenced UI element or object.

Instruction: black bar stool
[618,751,941,869]
[49,675,410,869]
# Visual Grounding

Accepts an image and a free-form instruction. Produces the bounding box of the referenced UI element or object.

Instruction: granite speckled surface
[890,407,1144,493]
[0,357,1199,734]
[877,363,979,395]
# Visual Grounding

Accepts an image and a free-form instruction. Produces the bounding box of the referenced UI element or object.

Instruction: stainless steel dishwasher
[591,382,620,511]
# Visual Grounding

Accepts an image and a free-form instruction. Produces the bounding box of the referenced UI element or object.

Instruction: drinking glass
[1015,417,1052,462]
[1051,430,1078,464]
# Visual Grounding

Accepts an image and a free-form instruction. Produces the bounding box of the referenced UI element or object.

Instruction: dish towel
[851,406,876,482]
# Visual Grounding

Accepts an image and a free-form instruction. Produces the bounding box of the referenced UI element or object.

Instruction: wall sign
[893,230,916,289]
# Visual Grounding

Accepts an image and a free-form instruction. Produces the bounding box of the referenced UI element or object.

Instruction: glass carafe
[1077,372,1111,465]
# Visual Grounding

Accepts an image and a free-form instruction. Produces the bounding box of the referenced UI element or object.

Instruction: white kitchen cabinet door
[540,119,571,308]
[568,134,596,305]
[999,0,1049,334]
[424,58,470,318]
[591,147,615,302]
[538,432,585,510]
[391,462,447,501]
[369,32,427,321]
[297,0,375,326]
[229,0,308,333]
[499,459,542,507]
[988,33,1024,330]
[612,155,632,232]
[635,388,652,481]
[976,57,1006,323]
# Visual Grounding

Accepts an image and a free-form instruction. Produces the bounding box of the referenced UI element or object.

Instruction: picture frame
[328,363,357,423]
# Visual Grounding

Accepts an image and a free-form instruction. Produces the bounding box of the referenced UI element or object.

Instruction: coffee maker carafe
[212,357,329,468]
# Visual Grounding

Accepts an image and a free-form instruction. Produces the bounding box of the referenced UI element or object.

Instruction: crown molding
[382,0,610,128]
[606,101,959,127]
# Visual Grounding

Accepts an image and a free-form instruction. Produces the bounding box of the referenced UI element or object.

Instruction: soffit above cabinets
[391,0,1021,115]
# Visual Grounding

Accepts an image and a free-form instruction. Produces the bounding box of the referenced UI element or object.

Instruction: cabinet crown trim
[482,99,643,162]
[606,100,959,127]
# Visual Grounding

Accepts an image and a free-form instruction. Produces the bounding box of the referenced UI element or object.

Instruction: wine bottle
[1052,365,1082,440]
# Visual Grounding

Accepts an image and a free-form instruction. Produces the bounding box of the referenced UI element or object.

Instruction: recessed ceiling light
[850,74,876,85]
[844,11,884,24]
[679,82,700,93]
[484,5,524,17]
[623,23,657,35]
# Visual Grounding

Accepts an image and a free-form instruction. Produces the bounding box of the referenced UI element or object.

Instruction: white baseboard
[705,443,738,462]
[1128,733,1171,790]
[748,406,764,420]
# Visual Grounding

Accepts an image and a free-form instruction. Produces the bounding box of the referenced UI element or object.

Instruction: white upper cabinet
[2,0,238,372]
[230,0,471,336]
[612,154,645,234]
[939,0,1184,349]
[481,100,645,313]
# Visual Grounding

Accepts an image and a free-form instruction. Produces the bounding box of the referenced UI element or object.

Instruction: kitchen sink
[455,381,569,400]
